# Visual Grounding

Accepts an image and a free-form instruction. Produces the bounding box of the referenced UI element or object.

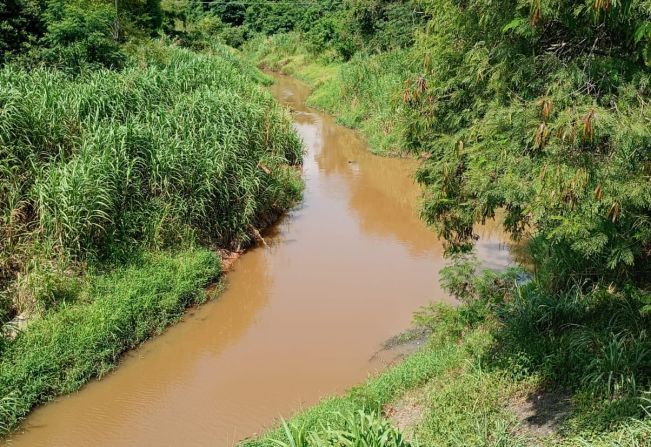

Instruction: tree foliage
[0,0,45,64]
[0,0,166,69]
[241,0,650,294]
[406,0,651,290]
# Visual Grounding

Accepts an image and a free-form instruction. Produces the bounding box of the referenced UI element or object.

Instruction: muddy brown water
[4,74,512,447]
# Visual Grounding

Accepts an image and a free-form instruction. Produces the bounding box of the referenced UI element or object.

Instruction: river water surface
[5,74,512,447]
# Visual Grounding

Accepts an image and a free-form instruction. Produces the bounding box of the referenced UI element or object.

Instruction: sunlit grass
[0,249,221,434]
[0,41,303,316]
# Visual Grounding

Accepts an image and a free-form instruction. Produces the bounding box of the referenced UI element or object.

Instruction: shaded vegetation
[0,0,166,71]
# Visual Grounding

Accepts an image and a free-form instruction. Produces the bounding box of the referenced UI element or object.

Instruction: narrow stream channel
[5,74,512,447]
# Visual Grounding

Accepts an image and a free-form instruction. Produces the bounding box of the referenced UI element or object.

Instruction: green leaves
[269,411,412,447]
[403,0,651,290]
[501,17,526,33]
[0,41,302,317]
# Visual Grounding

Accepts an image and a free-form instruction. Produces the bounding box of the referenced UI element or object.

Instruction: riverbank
[238,35,650,446]
[1,64,513,447]
[244,266,650,447]
[0,249,221,434]
[242,34,408,157]
[0,41,303,436]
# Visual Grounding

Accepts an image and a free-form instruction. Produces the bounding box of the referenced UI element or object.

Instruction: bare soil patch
[509,389,572,442]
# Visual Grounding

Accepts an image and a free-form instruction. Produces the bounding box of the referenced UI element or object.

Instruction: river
[4,73,512,446]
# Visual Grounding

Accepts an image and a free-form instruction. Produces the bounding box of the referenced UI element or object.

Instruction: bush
[37,0,125,71]
[0,0,45,65]
[408,0,651,291]
[494,283,651,401]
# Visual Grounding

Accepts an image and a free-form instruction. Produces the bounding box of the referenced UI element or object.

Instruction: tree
[0,0,46,64]
[409,0,651,290]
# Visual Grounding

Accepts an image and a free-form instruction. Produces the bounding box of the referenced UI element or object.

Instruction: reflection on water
[4,74,513,447]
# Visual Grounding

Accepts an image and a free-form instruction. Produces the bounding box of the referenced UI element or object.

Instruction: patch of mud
[384,388,427,439]
[509,390,572,442]
[383,326,431,350]
[368,326,431,368]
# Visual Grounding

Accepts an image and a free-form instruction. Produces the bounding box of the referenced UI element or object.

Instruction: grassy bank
[0,40,302,319]
[244,267,650,447]
[243,33,410,156]
[0,40,303,434]
[0,249,220,433]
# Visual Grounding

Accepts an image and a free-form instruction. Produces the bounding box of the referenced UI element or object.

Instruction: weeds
[244,35,411,155]
[493,283,651,402]
[0,41,302,320]
[268,411,413,447]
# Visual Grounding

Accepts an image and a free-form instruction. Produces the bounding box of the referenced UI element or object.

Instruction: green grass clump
[243,34,410,156]
[0,40,302,318]
[242,336,467,447]
[269,411,413,447]
[0,248,220,434]
[495,285,651,402]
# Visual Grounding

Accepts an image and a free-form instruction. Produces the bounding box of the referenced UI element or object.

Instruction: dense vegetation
[0,1,302,434]
[0,41,301,323]
[197,0,651,445]
[1,0,649,444]
[237,0,651,294]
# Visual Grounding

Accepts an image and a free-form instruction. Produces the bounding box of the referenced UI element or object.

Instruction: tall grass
[0,41,302,316]
[308,50,412,155]
[494,283,651,403]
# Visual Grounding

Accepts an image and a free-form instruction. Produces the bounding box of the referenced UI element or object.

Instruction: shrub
[41,0,124,70]
[409,0,651,291]
[488,281,651,402]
